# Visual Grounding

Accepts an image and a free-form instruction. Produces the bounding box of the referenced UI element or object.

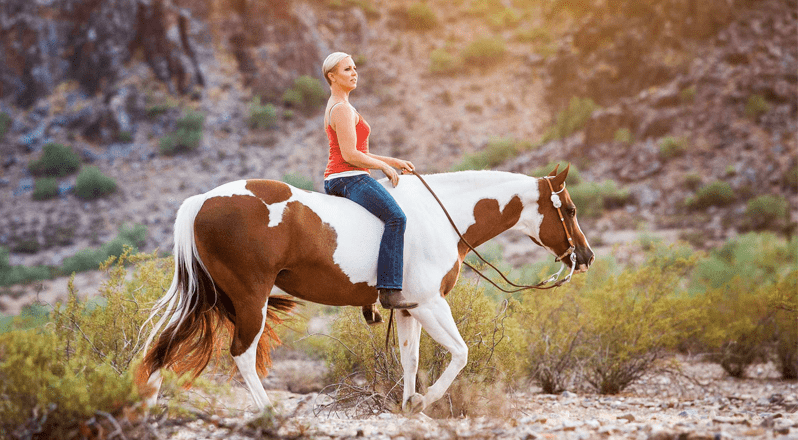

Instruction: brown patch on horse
[274,201,379,306]
[245,179,293,205]
[439,196,523,297]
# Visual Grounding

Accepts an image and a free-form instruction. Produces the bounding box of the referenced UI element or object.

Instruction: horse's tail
[135,192,296,395]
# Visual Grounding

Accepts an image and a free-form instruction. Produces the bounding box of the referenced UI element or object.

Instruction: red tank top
[324,117,371,178]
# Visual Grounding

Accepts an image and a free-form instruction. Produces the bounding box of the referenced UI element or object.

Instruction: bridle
[412,171,578,293]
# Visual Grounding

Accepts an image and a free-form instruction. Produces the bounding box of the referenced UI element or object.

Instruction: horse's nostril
[589,254,595,266]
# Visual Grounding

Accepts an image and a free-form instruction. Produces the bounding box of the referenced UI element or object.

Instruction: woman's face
[329,57,357,90]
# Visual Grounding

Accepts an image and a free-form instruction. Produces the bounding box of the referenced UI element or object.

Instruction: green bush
[0,251,174,438]
[658,136,687,160]
[745,94,770,120]
[429,48,459,75]
[519,245,699,394]
[0,247,51,287]
[461,36,507,68]
[543,97,599,141]
[405,2,438,30]
[680,85,696,103]
[248,97,278,129]
[685,180,736,210]
[323,279,525,417]
[743,194,789,231]
[451,137,534,171]
[282,75,326,110]
[771,270,798,379]
[613,128,633,144]
[516,27,553,44]
[683,172,702,190]
[282,173,314,191]
[33,177,59,201]
[567,180,630,218]
[689,233,797,377]
[60,224,147,275]
[160,110,205,155]
[28,143,81,177]
[487,7,521,29]
[0,111,10,139]
[74,166,117,200]
[784,164,798,189]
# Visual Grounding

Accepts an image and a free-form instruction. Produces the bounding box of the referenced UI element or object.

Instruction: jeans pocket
[325,177,348,197]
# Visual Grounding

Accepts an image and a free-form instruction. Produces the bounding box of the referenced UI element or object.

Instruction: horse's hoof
[362,304,384,325]
[403,393,425,414]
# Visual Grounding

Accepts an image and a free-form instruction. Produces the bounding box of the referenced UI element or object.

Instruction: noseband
[412,171,577,293]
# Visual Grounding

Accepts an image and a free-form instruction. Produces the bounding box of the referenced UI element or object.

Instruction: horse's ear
[547,164,560,177]
[551,163,570,189]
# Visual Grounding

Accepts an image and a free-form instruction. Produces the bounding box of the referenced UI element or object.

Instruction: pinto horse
[136,165,594,413]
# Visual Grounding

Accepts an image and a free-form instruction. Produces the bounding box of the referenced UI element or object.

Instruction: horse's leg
[406,295,468,413]
[230,296,272,411]
[395,310,423,413]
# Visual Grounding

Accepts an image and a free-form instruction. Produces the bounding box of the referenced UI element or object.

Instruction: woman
[322,51,416,310]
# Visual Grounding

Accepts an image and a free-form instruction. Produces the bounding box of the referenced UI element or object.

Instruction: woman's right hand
[382,164,400,187]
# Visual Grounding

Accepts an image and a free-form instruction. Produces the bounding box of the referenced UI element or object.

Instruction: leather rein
[411,171,577,293]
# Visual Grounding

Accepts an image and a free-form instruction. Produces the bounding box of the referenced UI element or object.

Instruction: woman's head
[323,52,353,86]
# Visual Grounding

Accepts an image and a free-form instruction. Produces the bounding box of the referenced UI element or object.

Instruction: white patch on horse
[232,301,272,410]
[294,191,382,285]
[263,199,291,227]
[205,180,254,199]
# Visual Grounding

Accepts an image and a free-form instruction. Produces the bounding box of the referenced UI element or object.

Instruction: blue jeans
[324,175,405,290]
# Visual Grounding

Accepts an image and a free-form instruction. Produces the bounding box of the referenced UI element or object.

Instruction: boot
[378,289,418,310]
[361,304,384,325]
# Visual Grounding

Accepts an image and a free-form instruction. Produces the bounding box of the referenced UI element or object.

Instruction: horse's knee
[230,315,264,357]
[451,344,468,369]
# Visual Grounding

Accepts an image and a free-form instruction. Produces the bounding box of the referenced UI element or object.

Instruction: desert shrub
[405,2,438,30]
[680,85,696,103]
[0,247,51,287]
[544,97,599,141]
[282,75,326,110]
[282,173,314,191]
[784,164,798,189]
[322,279,525,417]
[567,179,630,218]
[745,94,770,120]
[685,180,735,210]
[461,36,507,68]
[32,177,59,201]
[60,224,147,275]
[516,27,553,44]
[658,136,687,160]
[771,270,798,379]
[742,194,789,231]
[429,48,459,74]
[74,165,117,200]
[0,250,171,438]
[519,245,699,394]
[0,111,10,139]
[487,7,521,29]
[683,172,701,190]
[613,128,633,144]
[248,97,278,129]
[160,110,204,155]
[451,137,534,171]
[28,143,81,177]
[690,233,797,377]
[118,130,133,143]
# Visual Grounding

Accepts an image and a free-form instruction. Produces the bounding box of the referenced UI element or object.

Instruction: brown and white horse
[136,165,594,413]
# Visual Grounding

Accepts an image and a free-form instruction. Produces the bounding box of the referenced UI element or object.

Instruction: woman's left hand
[396,160,415,174]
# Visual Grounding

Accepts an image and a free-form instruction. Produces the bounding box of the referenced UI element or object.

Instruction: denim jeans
[324,174,406,290]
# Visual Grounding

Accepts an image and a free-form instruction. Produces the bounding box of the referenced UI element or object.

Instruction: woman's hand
[396,159,415,175]
[382,164,400,187]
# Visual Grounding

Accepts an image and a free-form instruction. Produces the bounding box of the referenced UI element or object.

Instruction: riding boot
[361,304,384,325]
[378,289,418,310]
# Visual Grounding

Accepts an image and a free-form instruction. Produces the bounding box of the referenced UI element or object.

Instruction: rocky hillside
[0,0,795,272]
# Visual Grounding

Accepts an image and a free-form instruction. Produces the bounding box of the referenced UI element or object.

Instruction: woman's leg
[326,175,415,309]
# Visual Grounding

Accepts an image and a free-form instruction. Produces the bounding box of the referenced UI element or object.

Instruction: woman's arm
[331,106,404,186]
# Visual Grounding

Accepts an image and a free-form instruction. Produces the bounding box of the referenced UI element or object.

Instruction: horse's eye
[568,207,576,217]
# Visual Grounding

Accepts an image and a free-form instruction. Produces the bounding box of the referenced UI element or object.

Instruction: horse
[136,165,594,414]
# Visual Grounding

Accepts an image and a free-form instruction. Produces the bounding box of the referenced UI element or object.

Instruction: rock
[617,413,635,422]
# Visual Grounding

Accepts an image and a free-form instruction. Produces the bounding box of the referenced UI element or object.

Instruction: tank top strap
[326,101,351,128]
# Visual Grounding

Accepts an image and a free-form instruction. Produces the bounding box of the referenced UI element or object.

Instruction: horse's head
[529,164,594,273]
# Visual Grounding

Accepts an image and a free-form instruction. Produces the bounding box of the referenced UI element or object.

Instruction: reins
[411,171,577,293]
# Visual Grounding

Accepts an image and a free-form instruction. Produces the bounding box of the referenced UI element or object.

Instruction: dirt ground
[154,354,797,440]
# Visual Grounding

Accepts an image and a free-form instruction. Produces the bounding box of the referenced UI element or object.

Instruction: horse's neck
[410,171,539,244]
